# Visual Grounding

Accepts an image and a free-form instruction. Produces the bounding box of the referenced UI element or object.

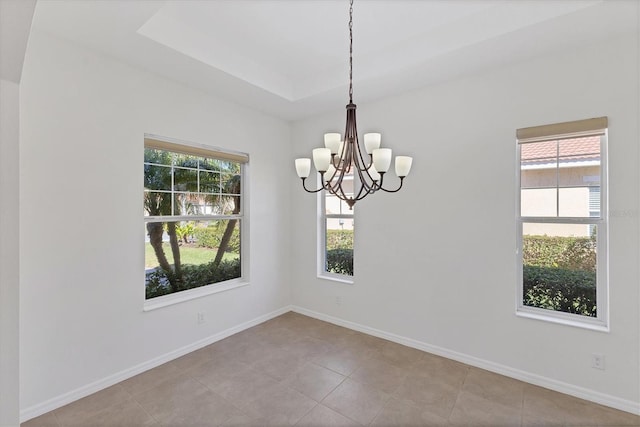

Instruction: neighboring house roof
[521,136,600,167]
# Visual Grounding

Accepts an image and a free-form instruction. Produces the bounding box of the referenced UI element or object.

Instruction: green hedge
[145,258,241,299]
[522,235,596,317]
[327,248,353,276]
[192,224,240,253]
[523,265,596,316]
[327,229,353,250]
[523,235,595,272]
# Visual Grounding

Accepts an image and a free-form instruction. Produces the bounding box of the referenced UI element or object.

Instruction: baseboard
[291,305,640,416]
[20,305,293,423]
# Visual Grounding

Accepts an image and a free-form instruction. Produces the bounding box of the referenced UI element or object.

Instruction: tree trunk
[213,219,237,269]
[213,191,240,269]
[146,222,175,286]
[166,222,183,291]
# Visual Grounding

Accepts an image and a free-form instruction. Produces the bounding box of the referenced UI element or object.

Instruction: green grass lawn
[145,243,238,269]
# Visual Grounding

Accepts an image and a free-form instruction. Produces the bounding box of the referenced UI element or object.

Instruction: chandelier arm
[377,176,405,193]
[300,177,327,194]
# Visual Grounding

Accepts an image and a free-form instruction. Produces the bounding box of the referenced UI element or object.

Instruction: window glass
[144,143,244,300]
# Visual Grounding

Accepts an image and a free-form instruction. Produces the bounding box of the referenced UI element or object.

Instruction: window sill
[317,273,354,285]
[516,308,609,332]
[143,279,249,311]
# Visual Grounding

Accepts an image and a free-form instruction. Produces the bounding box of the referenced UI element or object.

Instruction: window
[319,171,354,281]
[516,117,608,330]
[144,136,248,304]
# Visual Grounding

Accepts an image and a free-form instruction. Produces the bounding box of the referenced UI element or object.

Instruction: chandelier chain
[349,0,353,104]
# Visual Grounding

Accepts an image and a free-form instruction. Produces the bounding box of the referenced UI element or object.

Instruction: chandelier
[294,0,413,209]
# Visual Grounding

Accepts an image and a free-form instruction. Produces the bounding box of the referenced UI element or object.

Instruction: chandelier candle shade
[294,0,413,209]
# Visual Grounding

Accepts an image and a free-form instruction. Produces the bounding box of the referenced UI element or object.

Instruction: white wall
[291,33,640,410]
[19,32,291,414]
[0,78,21,427]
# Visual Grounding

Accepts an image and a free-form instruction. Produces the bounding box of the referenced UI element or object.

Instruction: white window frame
[143,134,250,311]
[516,121,608,331]
[317,188,354,284]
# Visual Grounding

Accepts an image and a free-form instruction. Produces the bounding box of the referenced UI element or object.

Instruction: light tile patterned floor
[22,312,640,426]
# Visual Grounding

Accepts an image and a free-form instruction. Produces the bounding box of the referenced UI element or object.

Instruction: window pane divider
[519,216,602,224]
[145,214,242,222]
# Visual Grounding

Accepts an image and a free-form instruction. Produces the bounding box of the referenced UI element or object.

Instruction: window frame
[317,185,354,284]
[143,134,250,311]
[515,122,609,331]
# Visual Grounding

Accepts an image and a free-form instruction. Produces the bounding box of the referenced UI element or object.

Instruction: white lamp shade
[395,156,413,177]
[364,133,381,154]
[324,133,342,154]
[295,158,311,178]
[372,148,392,173]
[313,148,332,172]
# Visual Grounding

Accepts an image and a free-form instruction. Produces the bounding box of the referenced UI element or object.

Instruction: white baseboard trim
[291,305,640,416]
[20,305,293,423]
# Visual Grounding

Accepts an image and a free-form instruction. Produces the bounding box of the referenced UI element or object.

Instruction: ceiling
[31,0,637,121]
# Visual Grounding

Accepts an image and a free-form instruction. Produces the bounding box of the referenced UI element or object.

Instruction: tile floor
[22,312,640,426]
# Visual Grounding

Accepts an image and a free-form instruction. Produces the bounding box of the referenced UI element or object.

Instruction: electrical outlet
[591,353,605,370]
[197,312,206,325]
[335,296,342,306]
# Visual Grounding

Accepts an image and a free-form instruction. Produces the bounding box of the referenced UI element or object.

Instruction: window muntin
[144,139,246,301]
[517,119,607,328]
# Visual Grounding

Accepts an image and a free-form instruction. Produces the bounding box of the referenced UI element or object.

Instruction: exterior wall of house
[521,165,600,237]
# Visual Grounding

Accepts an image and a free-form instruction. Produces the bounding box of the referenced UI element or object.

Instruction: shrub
[523,265,596,316]
[145,258,241,299]
[523,235,595,272]
[327,248,353,276]
[193,226,221,249]
[193,224,240,253]
[326,229,353,250]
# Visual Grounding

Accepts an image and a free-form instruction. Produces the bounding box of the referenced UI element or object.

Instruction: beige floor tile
[448,390,522,427]
[208,366,279,409]
[521,415,564,427]
[135,376,242,426]
[167,346,214,372]
[220,413,284,427]
[54,384,131,426]
[376,341,425,368]
[59,399,156,426]
[370,397,449,427]
[119,362,181,396]
[410,353,470,387]
[187,356,252,387]
[282,362,346,401]
[283,336,335,360]
[349,356,408,394]
[322,378,390,425]
[304,321,357,344]
[336,331,387,354]
[207,333,255,357]
[312,347,375,377]
[252,326,302,346]
[393,373,462,420]
[521,384,640,426]
[21,412,61,427]
[242,383,317,425]
[462,367,524,409]
[523,385,599,425]
[295,404,361,427]
[251,348,309,380]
